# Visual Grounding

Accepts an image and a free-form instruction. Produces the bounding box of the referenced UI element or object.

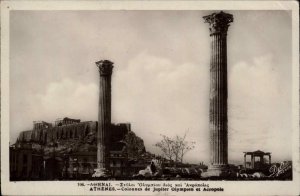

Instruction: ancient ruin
[93,60,114,178]
[244,150,271,170]
[203,11,233,177]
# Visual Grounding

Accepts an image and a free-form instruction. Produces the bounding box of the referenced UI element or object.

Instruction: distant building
[33,121,52,130]
[10,143,43,180]
[243,150,271,170]
[55,117,80,127]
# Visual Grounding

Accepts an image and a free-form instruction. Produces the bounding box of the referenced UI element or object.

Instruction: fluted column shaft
[96,60,113,169]
[210,33,228,166]
[203,12,233,174]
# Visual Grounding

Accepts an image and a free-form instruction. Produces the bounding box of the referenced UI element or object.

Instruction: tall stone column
[93,60,113,178]
[203,11,233,177]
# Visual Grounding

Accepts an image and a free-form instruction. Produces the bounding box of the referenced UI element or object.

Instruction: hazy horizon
[10,10,292,165]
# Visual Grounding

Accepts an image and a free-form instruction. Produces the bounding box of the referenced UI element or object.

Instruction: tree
[176,132,196,163]
[155,131,195,164]
[154,135,174,162]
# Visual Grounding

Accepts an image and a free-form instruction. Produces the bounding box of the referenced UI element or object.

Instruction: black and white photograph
[1,1,299,195]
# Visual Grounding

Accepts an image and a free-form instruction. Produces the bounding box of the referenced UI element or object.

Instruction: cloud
[38,78,98,120]
[10,79,98,143]
[228,53,292,162]
[112,52,210,163]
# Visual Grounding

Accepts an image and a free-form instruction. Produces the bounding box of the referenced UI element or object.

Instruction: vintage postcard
[1,0,299,195]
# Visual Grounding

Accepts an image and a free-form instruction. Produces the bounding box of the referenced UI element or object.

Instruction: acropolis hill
[16,118,146,158]
[11,117,150,180]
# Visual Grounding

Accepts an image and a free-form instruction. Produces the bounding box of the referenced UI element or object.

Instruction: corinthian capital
[96,60,114,76]
[203,11,233,35]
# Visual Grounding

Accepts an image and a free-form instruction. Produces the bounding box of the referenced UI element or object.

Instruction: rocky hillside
[16,122,147,160]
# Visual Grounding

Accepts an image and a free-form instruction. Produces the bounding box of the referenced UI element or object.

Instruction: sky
[10,10,292,165]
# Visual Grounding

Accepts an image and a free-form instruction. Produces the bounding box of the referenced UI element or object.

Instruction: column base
[92,168,111,179]
[202,164,230,178]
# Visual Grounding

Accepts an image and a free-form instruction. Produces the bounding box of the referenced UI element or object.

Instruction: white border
[1,1,299,195]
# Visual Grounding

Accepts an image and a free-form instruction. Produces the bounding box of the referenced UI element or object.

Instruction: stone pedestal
[92,168,111,179]
[202,11,233,177]
[93,60,113,178]
[203,165,230,178]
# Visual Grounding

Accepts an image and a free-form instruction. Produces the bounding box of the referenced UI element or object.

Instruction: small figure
[150,161,156,174]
